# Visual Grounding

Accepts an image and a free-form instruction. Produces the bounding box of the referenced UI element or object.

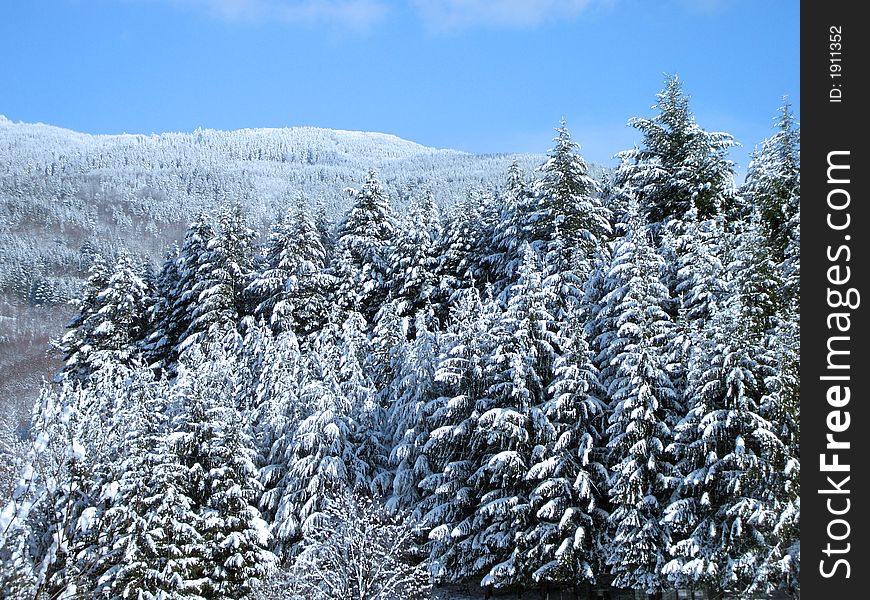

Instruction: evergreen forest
[0,76,800,600]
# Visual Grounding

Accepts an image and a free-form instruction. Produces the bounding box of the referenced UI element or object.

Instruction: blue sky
[1,0,798,174]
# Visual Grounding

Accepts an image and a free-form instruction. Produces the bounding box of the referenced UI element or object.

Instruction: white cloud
[412,0,599,32]
[168,0,390,29]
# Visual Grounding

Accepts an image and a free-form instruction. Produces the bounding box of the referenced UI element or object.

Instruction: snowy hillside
[0,115,546,302]
[0,116,545,457]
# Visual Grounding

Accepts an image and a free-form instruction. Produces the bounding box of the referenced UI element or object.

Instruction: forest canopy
[0,76,800,599]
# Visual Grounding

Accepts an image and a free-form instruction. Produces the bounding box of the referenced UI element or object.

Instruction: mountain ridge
[0,114,468,158]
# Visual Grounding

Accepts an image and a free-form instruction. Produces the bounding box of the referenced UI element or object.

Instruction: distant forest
[0,76,799,599]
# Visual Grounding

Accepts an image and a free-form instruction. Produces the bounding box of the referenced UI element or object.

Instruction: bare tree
[286,490,431,600]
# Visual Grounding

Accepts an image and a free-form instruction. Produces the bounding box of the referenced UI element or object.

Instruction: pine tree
[383,309,442,517]
[57,255,111,377]
[201,407,275,597]
[331,170,396,322]
[614,75,740,228]
[164,213,216,365]
[268,317,369,557]
[179,204,255,355]
[418,288,498,586]
[133,434,208,599]
[246,212,297,328]
[533,121,610,262]
[730,212,785,338]
[742,104,800,598]
[389,189,442,320]
[660,204,728,401]
[59,251,150,381]
[487,166,537,290]
[6,378,103,599]
[663,298,785,597]
[255,327,309,560]
[247,195,329,335]
[339,312,385,493]
[369,301,411,501]
[172,350,276,598]
[23,360,155,597]
[469,247,558,590]
[668,205,727,325]
[734,210,799,598]
[283,198,331,336]
[521,305,607,592]
[85,369,208,599]
[749,324,799,598]
[597,203,678,595]
[142,244,182,372]
[741,100,800,267]
[269,375,353,558]
[435,190,492,317]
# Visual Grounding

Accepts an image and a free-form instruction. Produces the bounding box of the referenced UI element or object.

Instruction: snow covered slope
[0,116,545,454]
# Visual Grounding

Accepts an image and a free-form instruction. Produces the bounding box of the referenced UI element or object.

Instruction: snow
[0,501,17,533]
[102,480,120,502]
[33,432,49,453]
[66,440,86,461]
[0,97,800,599]
[76,507,98,533]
